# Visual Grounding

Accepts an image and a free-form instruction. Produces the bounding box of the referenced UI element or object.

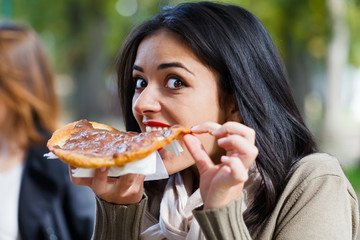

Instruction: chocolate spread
[58,119,168,157]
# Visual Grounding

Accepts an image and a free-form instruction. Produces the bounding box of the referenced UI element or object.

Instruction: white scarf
[141,164,261,240]
[141,172,205,240]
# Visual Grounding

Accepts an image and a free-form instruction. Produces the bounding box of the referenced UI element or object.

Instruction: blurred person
[0,21,95,240]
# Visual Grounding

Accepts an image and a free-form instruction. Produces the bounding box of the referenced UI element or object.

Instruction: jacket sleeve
[193,197,252,240]
[92,195,147,240]
[193,154,359,240]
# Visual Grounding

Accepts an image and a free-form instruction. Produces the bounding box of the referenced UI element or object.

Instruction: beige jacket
[92,153,359,239]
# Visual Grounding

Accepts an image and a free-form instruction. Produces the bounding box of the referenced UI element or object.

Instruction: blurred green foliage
[3,0,357,71]
[1,1,360,162]
[2,0,358,76]
[1,0,359,68]
[345,164,360,194]
[348,0,360,66]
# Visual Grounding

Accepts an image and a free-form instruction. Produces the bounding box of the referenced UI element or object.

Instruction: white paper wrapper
[70,151,168,181]
[163,139,183,156]
[43,152,59,159]
[44,140,183,181]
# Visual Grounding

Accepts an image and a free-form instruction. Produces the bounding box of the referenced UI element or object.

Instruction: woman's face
[132,30,228,175]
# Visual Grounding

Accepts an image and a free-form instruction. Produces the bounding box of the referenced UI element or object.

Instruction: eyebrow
[132,62,194,75]
[133,65,144,72]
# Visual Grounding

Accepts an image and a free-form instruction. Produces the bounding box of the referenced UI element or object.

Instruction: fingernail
[211,128,222,135]
[221,156,230,163]
[190,125,200,131]
[217,137,227,144]
[100,167,107,172]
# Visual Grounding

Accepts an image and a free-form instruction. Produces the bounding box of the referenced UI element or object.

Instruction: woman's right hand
[183,121,258,209]
[69,166,145,204]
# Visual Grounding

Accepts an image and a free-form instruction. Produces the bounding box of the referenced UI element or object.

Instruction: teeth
[146,126,169,132]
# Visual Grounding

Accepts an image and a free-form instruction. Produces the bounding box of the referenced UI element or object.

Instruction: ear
[224,96,242,122]
[227,105,242,122]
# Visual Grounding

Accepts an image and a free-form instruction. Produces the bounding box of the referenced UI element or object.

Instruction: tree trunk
[72,18,108,120]
[323,0,349,148]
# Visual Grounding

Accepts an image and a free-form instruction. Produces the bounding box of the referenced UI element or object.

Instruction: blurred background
[1,0,359,194]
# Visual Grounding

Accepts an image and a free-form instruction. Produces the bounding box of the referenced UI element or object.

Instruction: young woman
[71,1,359,239]
[0,22,95,240]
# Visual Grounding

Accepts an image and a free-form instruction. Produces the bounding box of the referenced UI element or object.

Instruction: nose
[132,86,161,115]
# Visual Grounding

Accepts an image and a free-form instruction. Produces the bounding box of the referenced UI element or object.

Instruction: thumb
[183,134,214,175]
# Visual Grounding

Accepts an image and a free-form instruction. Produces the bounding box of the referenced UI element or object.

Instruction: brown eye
[166,78,185,89]
[135,78,147,89]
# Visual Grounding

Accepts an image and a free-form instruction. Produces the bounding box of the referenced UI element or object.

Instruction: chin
[160,150,195,175]
[160,151,177,174]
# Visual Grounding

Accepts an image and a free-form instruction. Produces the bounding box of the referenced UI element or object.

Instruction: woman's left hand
[183,121,258,209]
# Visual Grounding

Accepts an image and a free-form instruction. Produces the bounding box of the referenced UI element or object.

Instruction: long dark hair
[116,1,317,235]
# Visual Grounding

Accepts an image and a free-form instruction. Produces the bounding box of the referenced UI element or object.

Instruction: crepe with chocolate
[47,119,191,168]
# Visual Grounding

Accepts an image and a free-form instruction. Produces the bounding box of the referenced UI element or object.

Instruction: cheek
[131,95,141,122]
[197,133,220,157]
[161,149,195,175]
[185,100,226,126]
[188,86,226,123]
[131,94,137,113]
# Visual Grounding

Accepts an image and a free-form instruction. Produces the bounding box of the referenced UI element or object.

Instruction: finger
[217,135,258,155]
[68,165,93,186]
[110,174,145,204]
[90,167,111,195]
[190,122,221,134]
[221,156,249,183]
[113,174,143,192]
[217,135,258,169]
[114,174,146,196]
[212,122,256,144]
[183,134,215,175]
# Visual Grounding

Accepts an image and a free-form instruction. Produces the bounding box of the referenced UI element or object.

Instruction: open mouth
[143,123,184,155]
[145,126,170,151]
[145,126,169,132]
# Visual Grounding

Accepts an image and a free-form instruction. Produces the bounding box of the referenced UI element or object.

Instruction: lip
[143,121,171,127]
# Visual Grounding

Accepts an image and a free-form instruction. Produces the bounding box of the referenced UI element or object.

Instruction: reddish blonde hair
[0,22,59,148]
